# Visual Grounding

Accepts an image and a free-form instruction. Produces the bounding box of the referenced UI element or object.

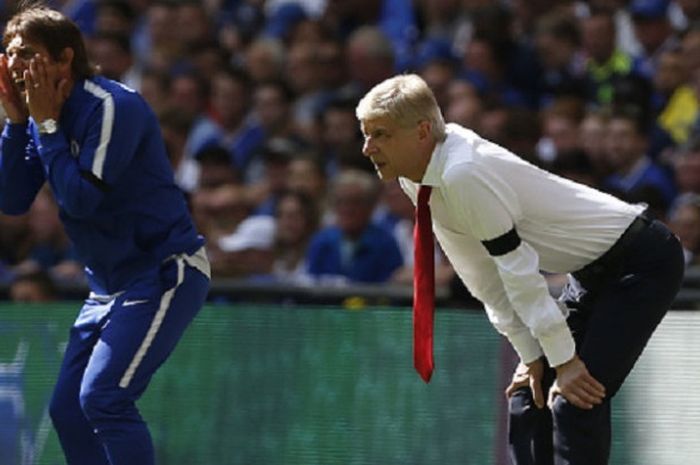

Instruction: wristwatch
[37,118,58,135]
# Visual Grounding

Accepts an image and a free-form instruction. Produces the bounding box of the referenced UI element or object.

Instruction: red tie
[414,185,434,383]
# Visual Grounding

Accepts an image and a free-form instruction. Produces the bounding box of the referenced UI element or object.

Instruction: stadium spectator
[532,11,587,107]
[581,8,642,106]
[374,179,455,286]
[14,186,82,284]
[602,108,677,206]
[579,109,614,185]
[271,190,319,283]
[444,78,483,129]
[306,169,403,283]
[629,0,678,79]
[9,269,57,302]
[673,137,700,194]
[668,192,700,266]
[217,214,276,279]
[319,94,371,175]
[87,31,140,90]
[244,37,287,83]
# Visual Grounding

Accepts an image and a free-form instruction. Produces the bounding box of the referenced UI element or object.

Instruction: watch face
[39,119,57,134]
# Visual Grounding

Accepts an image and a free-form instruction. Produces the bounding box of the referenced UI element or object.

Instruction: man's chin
[376,170,397,181]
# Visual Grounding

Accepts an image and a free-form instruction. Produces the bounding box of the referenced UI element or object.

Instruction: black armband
[481,227,521,256]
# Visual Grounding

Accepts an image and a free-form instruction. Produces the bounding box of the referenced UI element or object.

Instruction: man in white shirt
[356,74,684,465]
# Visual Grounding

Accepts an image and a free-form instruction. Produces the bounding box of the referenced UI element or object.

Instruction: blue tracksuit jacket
[0,76,203,294]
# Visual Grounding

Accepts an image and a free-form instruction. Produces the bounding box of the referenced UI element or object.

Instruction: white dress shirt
[400,124,644,366]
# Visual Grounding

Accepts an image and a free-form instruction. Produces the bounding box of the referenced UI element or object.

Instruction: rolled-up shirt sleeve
[445,163,575,366]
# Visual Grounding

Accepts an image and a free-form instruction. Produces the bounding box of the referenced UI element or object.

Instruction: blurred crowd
[3,0,700,301]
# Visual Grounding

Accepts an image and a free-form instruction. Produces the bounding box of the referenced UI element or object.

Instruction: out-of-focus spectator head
[261,138,296,196]
[288,18,332,46]
[245,37,286,82]
[159,108,193,169]
[210,67,251,130]
[317,39,346,88]
[322,93,371,172]
[580,109,612,179]
[331,169,380,239]
[9,270,57,303]
[275,190,319,248]
[581,8,617,64]
[605,108,649,173]
[629,0,672,54]
[95,0,136,35]
[88,31,133,82]
[175,1,212,47]
[674,137,700,193]
[253,80,293,134]
[286,41,323,95]
[478,104,510,144]
[654,48,687,95]
[668,192,700,262]
[194,145,240,190]
[147,1,177,45]
[140,68,170,114]
[682,25,700,74]
[346,26,395,91]
[191,184,250,243]
[170,70,209,119]
[500,107,542,165]
[381,179,414,221]
[264,2,308,41]
[323,94,361,149]
[611,75,653,122]
[445,79,483,128]
[551,149,598,186]
[677,0,700,21]
[415,38,459,110]
[534,12,580,71]
[539,97,585,162]
[187,40,228,79]
[287,152,327,199]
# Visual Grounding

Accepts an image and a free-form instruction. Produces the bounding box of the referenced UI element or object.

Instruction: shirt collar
[419,124,452,187]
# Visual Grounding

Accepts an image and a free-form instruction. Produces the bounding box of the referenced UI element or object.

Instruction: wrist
[554,354,579,372]
[6,117,27,125]
[37,118,59,135]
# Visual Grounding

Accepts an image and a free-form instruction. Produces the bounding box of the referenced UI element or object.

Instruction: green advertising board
[4,304,698,464]
[1,304,503,465]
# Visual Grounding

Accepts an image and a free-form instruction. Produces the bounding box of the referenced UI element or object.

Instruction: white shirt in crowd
[400,123,644,367]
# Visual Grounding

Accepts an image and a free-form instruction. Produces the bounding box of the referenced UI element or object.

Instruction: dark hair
[2,6,95,79]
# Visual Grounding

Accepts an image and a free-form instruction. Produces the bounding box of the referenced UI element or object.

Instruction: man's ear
[417,120,432,141]
[58,47,74,72]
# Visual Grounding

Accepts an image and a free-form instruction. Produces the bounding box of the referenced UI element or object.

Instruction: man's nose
[362,139,374,157]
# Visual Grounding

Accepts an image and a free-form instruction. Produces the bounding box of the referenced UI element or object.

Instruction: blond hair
[355,74,446,141]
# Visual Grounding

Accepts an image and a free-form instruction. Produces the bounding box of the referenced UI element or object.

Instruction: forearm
[0,122,45,214]
[493,243,575,367]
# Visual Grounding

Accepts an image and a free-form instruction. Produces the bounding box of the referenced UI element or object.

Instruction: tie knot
[418,185,432,207]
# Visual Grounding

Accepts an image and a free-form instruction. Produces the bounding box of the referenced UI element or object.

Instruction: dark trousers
[508,219,685,465]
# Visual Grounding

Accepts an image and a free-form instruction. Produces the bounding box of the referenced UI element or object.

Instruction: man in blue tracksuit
[0,7,210,465]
